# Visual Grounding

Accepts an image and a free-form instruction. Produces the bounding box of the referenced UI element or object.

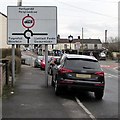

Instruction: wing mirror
[54,58,60,65]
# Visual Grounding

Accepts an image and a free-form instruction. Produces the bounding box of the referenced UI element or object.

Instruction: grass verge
[2,85,14,99]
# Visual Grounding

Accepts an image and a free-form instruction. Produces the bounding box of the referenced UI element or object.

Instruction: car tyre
[54,80,60,96]
[94,90,104,100]
[49,68,52,75]
[51,75,55,87]
[49,66,53,75]
[40,67,43,70]
[34,64,36,68]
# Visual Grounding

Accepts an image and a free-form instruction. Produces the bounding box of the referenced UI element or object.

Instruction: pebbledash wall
[0,12,11,49]
[0,12,11,96]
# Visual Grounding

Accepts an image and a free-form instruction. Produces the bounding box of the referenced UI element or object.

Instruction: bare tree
[107,37,119,52]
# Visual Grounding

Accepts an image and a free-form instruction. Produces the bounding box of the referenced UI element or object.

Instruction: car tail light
[95,72,104,76]
[58,67,73,74]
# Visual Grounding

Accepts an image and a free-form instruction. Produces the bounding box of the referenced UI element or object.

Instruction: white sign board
[7,6,57,45]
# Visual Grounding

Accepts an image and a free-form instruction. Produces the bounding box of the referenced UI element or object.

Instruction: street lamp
[68,35,73,50]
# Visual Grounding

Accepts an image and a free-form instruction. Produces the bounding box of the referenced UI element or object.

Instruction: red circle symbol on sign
[22,16,35,28]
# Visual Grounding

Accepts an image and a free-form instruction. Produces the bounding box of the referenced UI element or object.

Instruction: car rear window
[64,58,101,70]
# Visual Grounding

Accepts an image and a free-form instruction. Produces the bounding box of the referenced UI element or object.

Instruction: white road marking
[75,97,96,120]
[113,67,118,70]
[105,73,118,78]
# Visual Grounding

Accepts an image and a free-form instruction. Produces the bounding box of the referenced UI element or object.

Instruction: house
[48,38,103,52]
[34,37,103,56]
[0,12,11,48]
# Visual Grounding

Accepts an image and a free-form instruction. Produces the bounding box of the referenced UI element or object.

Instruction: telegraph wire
[55,0,117,19]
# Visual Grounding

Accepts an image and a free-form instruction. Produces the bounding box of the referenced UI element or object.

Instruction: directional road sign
[7,6,57,45]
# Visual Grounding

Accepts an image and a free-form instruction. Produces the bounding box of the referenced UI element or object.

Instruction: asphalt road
[20,53,120,119]
[75,60,118,119]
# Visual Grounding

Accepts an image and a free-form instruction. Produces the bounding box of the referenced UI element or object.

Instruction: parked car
[34,56,43,68]
[21,54,32,65]
[52,54,105,100]
[48,56,60,75]
[40,56,53,70]
[21,54,26,64]
[99,52,106,60]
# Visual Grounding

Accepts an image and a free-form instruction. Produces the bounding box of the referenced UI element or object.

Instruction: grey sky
[0,0,119,42]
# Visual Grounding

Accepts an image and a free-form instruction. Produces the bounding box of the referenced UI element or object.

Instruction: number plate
[76,74,91,78]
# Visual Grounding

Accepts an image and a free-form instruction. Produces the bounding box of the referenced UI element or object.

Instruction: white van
[99,52,106,60]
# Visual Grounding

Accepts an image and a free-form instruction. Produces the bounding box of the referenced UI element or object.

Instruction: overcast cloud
[0,0,119,42]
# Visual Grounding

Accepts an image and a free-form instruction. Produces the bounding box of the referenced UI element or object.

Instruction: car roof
[65,54,98,61]
[52,56,60,58]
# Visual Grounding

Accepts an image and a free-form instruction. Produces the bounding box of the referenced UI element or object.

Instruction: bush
[107,51,113,59]
[5,56,21,75]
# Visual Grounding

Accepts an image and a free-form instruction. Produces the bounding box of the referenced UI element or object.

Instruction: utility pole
[16,0,22,48]
[105,30,109,50]
[82,27,83,54]
[17,0,22,6]
[12,0,22,87]
[77,36,80,55]
[105,30,107,43]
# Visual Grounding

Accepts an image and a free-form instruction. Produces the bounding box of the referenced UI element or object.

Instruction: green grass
[2,85,14,98]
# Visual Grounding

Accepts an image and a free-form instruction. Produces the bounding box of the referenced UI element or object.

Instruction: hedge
[0,48,21,59]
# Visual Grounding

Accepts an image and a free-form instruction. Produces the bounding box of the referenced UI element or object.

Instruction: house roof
[0,12,7,18]
[58,39,102,44]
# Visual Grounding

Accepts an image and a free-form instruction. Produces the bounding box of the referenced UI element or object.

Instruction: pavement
[2,65,89,119]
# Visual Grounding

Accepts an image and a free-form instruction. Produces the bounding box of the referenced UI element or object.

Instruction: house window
[94,44,98,49]
[64,44,67,49]
[85,44,88,49]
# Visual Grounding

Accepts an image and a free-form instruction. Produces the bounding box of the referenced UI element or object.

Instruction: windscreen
[64,58,101,70]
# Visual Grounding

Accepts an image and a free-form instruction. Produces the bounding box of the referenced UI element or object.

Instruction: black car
[48,56,60,75]
[52,54,105,100]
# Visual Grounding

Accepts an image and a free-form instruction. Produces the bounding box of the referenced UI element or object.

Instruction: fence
[0,63,5,96]
[0,60,9,97]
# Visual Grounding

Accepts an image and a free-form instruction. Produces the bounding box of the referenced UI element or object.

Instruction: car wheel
[40,67,43,70]
[49,68,51,75]
[51,75,55,87]
[34,64,36,68]
[49,66,52,75]
[54,80,60,96]
[50,68,53,75]
[94,90,104,100]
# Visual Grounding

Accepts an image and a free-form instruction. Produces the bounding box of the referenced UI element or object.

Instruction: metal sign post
[8,6,57,87]
[12,45,15,87]
[45,45,48,87]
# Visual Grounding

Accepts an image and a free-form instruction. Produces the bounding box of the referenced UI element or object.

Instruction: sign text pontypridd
[19,7,37,14]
